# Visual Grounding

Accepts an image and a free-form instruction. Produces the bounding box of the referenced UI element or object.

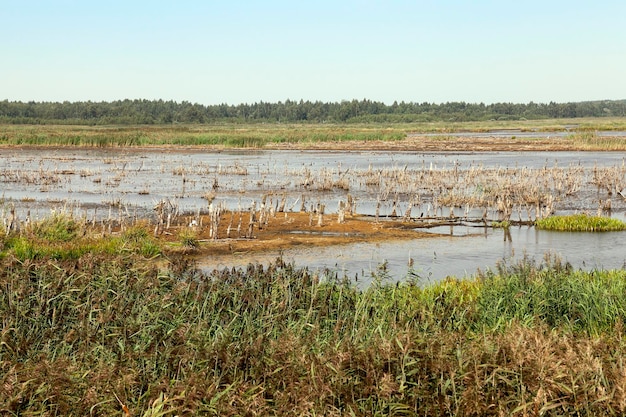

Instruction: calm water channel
[1,148,625,284]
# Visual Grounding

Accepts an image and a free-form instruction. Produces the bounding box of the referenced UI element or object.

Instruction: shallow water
[2,148,624,218]
[2,147,625,283]
[199,224,626,286]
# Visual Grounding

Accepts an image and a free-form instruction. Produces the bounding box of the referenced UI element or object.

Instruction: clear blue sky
[2,1,625,105]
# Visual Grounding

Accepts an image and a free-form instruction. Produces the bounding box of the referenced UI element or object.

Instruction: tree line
[1,98,625,125]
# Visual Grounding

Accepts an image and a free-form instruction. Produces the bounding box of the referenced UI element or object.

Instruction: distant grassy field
[415,116,626,132]
[0,123,406,147]
[1,117,626,149]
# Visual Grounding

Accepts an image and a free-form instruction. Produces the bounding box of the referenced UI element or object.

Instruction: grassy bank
[3,216,626,415]
[1,117,626,149]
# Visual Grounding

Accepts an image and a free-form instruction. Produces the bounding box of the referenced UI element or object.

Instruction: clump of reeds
[570,130,626,150]
[29,210,80,242]
[536,213,626,231]
[153,198,179,235]
[120,222,162,257]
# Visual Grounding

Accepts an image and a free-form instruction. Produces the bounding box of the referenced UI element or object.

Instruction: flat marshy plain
[2,118,626,150]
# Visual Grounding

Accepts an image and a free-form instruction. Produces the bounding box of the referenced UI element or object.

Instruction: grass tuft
[178,229,199,249]
[30,211,80,242]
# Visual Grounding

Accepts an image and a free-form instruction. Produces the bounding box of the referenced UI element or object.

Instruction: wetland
[2,139,625,283]
[4,121,626,415]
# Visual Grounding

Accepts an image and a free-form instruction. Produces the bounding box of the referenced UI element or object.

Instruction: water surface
[2,148,625,284]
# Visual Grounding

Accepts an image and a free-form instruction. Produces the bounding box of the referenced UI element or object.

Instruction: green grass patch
[29,211,80,242]
[0,124,411,148]
[177,228,199,249]
[491,220,511,229]
[535,213,626,231]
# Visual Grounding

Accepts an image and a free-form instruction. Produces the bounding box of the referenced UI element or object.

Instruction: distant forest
[1,98,625,125]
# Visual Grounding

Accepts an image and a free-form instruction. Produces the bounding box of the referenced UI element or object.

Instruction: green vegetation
[178,228,200,249]
[0,214,161,260]
[2,118,626,149]
[568,130,626,150]
[4,217,626,414]
[1,98,625,124]
[491,220,511,229]
[536,213,626,231]
[0,123,406,147]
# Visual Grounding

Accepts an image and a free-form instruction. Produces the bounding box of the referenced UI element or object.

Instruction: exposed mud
[163,211,438,260]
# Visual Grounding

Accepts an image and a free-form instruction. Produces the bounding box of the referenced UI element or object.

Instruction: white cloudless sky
[1,0,625,105]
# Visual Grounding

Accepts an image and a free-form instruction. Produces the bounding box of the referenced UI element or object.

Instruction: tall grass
[568,130,626,150]
[3,224,626,416]
[476,255,626,333]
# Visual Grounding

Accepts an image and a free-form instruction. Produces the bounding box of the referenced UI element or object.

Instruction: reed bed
[340,161,624,224]
[569,131,626,150]
[3,224,626,415]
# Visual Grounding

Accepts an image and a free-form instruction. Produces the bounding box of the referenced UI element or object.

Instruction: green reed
[0,214,161,261]
[0,124,408,148]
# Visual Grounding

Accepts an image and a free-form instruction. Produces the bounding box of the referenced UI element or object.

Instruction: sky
[1,0,625,105]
